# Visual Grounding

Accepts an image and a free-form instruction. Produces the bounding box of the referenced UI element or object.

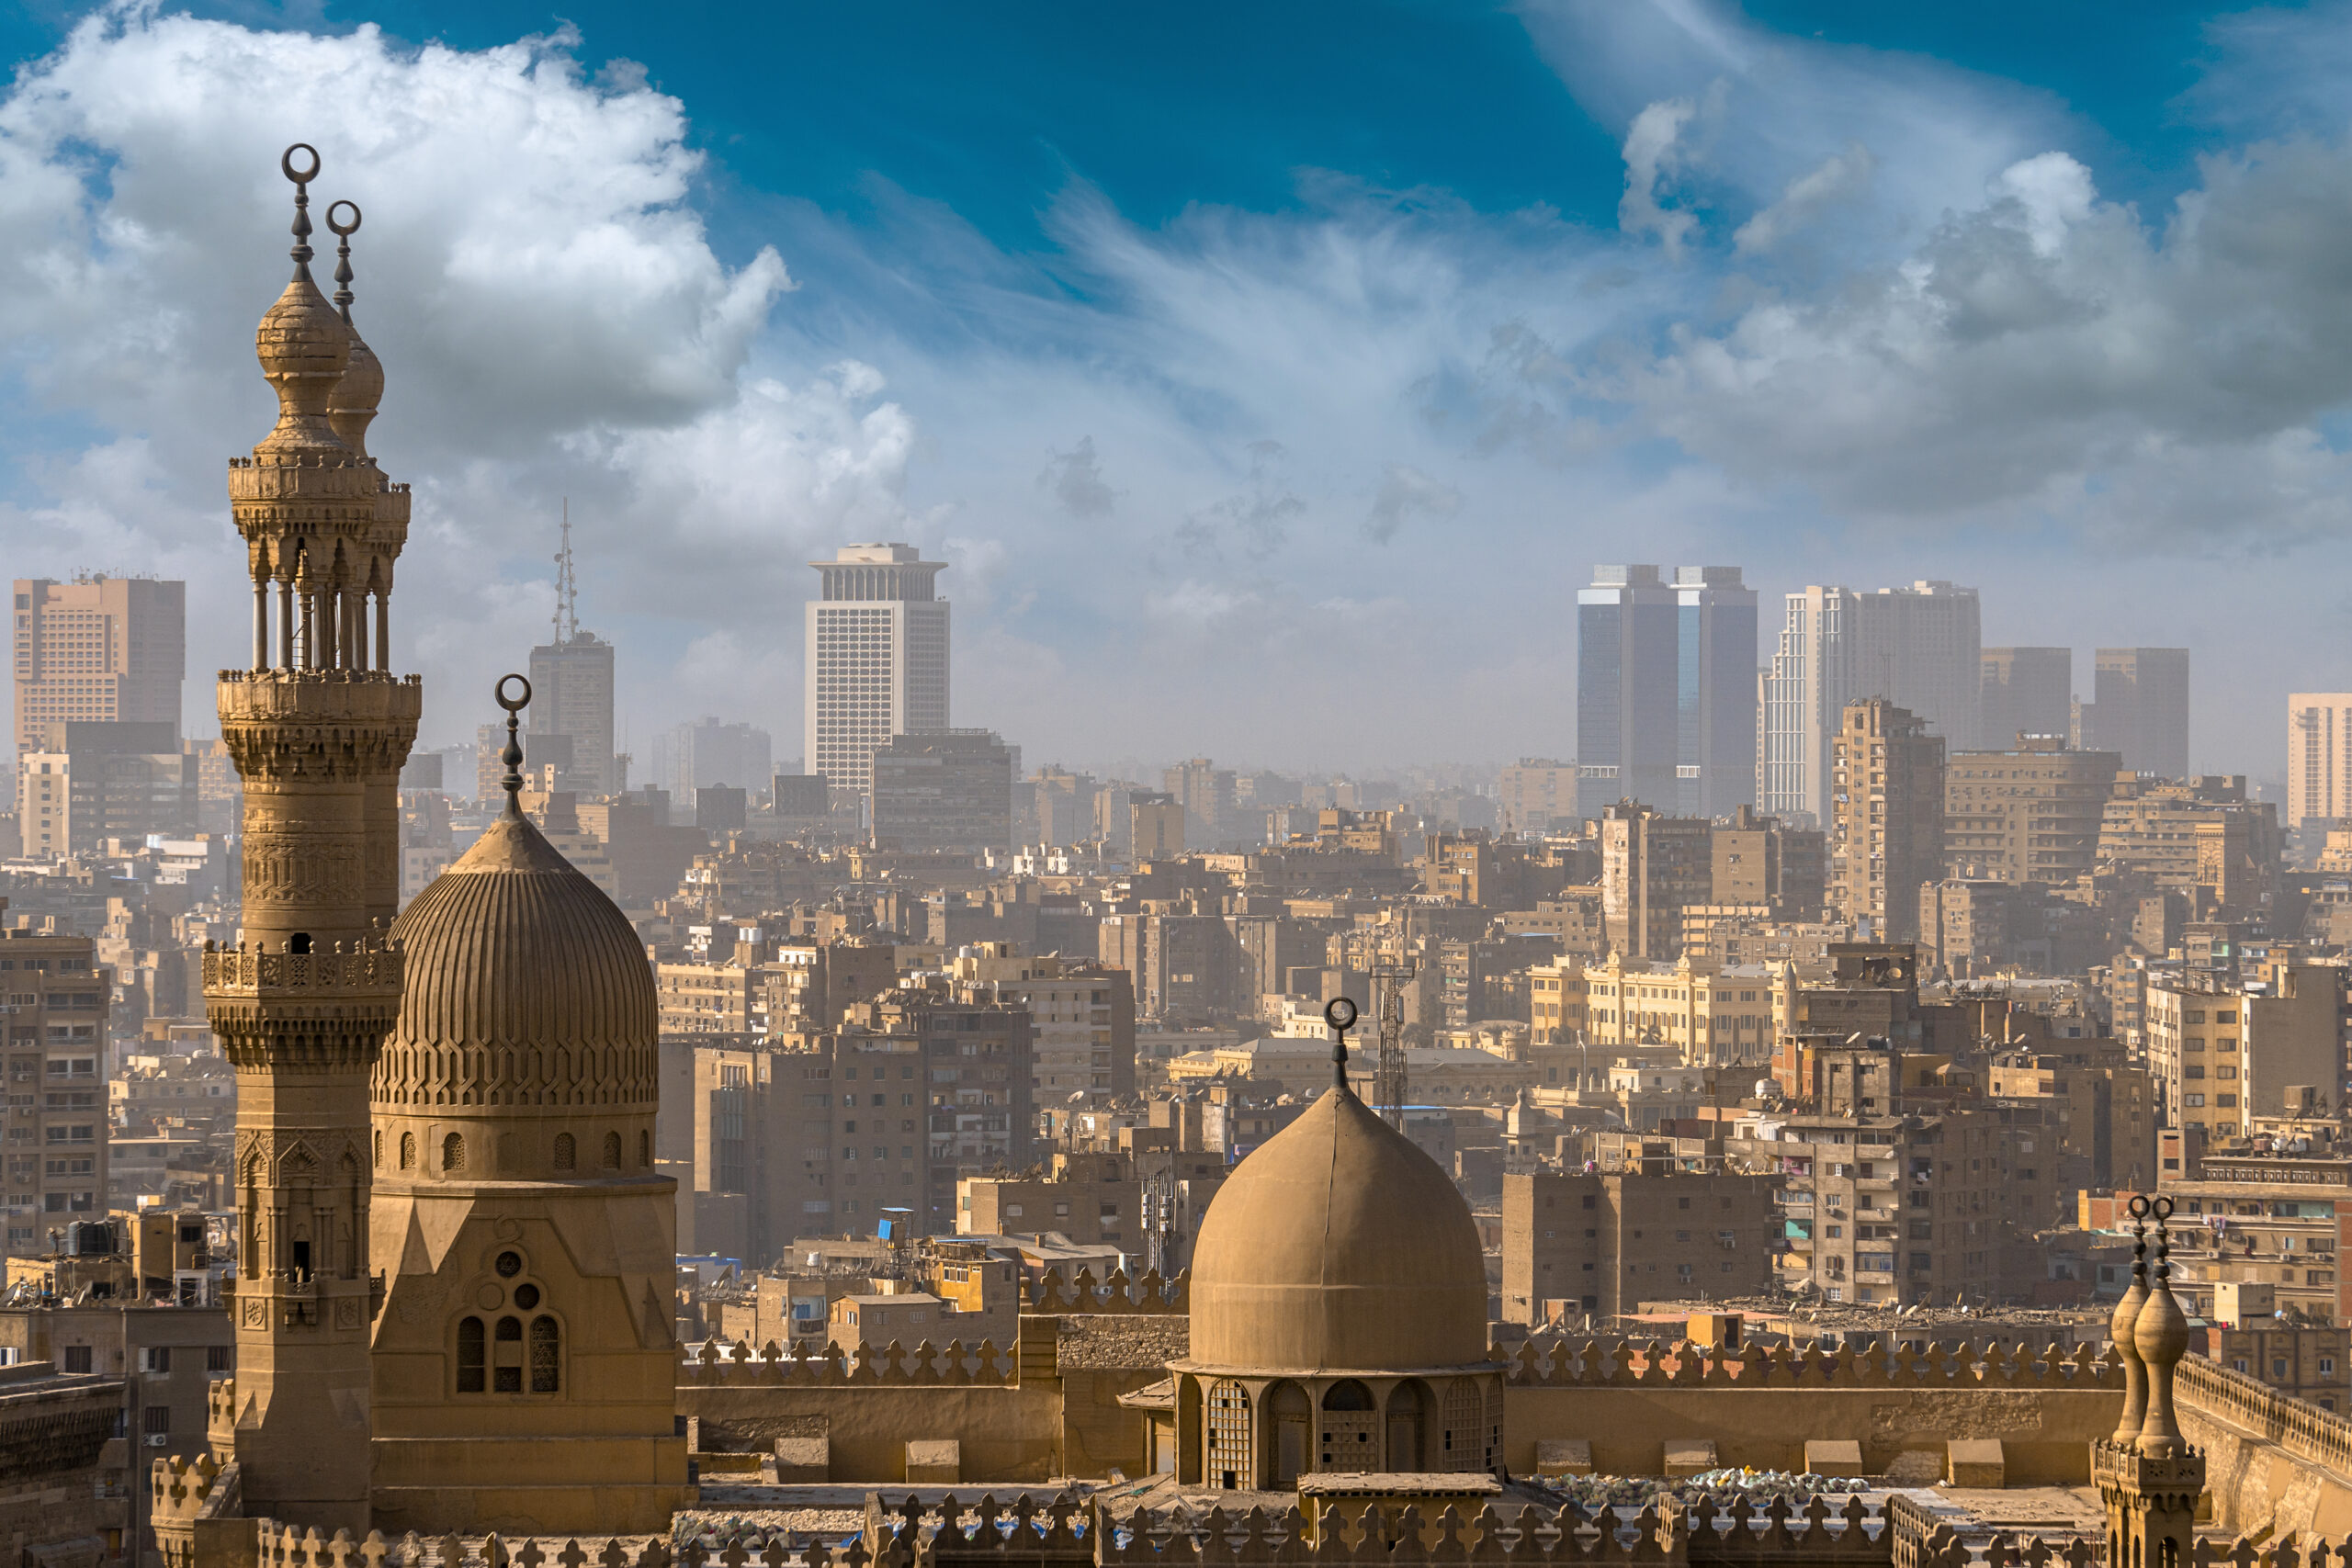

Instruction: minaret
[2096,1194,2206,1568]
[202,144,420,1534]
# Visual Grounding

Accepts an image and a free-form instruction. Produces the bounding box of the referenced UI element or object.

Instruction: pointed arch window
[553,1133,576,1172]
[442,1132,464,1172]
[602,1132,621,1169]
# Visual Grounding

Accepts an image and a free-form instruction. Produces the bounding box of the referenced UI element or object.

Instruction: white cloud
[1619,97,1701,257]
[1364,464,1463,544]
[1733,143,1875,254]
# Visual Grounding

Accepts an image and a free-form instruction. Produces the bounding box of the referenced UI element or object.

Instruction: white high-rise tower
[804,542,949,803]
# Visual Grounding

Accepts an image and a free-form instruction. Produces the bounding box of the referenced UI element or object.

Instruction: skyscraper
[2081,648,2189,779]
[1674,566,1758,816]
[1980,647,2072,750]
[803,542,950,803]
[1575,565,1678,818]
[526,514,616,795]
[13,575,186,759]
[2286,694,2352,830]
[1761,581,1981,825]
[657,716,773,802]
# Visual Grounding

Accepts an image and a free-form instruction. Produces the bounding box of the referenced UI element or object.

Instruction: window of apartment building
[61,1345,91,1373]
[207,1346,231,1371]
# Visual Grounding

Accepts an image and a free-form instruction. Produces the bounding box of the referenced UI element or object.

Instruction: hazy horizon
[5,1,2350,783]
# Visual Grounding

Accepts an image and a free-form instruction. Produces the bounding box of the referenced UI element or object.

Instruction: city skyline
[5,4,2352,777]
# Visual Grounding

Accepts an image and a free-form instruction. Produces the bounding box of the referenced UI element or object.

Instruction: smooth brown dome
[1187,1086,1488,1372]
[378,809,655,1110]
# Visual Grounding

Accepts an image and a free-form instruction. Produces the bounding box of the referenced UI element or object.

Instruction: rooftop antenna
[553,501,578,643]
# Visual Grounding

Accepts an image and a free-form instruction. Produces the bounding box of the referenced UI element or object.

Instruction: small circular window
[514,1283,541,1310]
[494,1251,523,1278]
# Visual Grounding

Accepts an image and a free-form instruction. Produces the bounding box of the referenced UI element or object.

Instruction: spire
[284,142,318,283]
[254,144,353,457]
[323,198,383,460]
[495,673,532,818]
[2108,1193,2152,1444]
[1324,996,1359,1092]
[2132,1195,2191,1457]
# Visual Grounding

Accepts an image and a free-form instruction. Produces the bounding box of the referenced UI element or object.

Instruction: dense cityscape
[5,1,2352,1565]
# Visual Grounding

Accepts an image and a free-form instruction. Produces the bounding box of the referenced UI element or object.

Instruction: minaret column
[202,143,418,1538]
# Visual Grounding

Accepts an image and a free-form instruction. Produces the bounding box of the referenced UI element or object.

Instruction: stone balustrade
[2174,1354,2352,1476]
[678,1337,1015,1387]
[1504,1337,2120,1389]
[202,941,404,995]
[1021,1269,1190,1315]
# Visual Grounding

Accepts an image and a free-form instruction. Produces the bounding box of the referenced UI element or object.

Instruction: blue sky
[3,0,2351,776]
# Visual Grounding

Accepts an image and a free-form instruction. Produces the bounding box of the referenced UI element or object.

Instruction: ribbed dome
[1187,1086,1488,1372]
[254,276,352,456]
[328,332,384,458]
[378,808,655,1110]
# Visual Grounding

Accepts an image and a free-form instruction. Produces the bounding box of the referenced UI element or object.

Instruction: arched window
[529,1315,560,1393]
[400,1132,414,1169]
[639,1130,651,1169]
[552,1133,575,1172]
[372,1130,381,1168]
[1204,1379,1251,1492]
[442,1133,464,1172]
[494,1315,523,1393]
[602,1132,621,1169]
[456,1316,485,1393]
[1319,1379,1377,1470]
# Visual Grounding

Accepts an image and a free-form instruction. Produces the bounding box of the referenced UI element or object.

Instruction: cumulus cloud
[1618,97,1701,257]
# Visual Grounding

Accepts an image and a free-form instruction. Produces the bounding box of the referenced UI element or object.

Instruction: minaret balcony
[203,941,403,1000]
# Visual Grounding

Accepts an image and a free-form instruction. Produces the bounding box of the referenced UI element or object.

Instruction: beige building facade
[2289,693,2352,831]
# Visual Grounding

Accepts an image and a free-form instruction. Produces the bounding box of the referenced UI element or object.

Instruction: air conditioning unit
[144,1434,169,1448]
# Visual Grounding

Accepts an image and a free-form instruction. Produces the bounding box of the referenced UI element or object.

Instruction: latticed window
[1442,1382,1484,1472]
[529,1315,560,1393]
[456,1316,485,1393]
[399,1132,414,1170]
[602,1132,622,1169]
[553,1134,575,1171]
[1205,1379,1250,1490]
[442,1133,464,1172]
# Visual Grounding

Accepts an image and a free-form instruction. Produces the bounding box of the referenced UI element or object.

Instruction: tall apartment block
[804,543,949,805]
[0,926,111,1259]
[526,521,616,795]
[1762,581,1979,826]
[1828,699,1945,942]
[1943,736,2121,884]
[871,729,1015,854]
[1577,565,1754,818]
[1980,647,2071,750]
[2287,694,2352,830]
[13,576,186,759]
[2080,648,2189,779]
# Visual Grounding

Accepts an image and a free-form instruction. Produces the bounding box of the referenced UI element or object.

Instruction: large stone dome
[375,808,656,1119]
[1187,1084,1489,1372]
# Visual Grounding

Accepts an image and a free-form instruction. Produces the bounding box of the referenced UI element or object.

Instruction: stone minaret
[203,145,419,1534]
[2097,1194,2205,1568]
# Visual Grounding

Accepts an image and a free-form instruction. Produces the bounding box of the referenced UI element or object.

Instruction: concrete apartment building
[1828,700,1946,942]
[1497,759,1577,832]
[1599,804,1712,961]
[2097,775,2281,917]
[2101,1142,2352,1333]
[11,576,185,760]
[0,1295,234,1567]
[803,543,950,805]
[2288,693,2352,831]
[946,944,1136,1099]
[1,924,111,1259]
[1980,647,2073,751]
[1942,737,2121,883]
[1499,1167,1776,1325]
[673,1029,935,1262]
[1736,1055,2051,1307]
[870,729,1015,855]
[2143,963,2338,1143]
[1551,954,1778,1066]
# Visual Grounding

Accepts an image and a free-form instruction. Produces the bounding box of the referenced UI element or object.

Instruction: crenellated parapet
[679,1336,1015,1387]
[1503,1336,2120,1390]
[1022,1269,1188,1315]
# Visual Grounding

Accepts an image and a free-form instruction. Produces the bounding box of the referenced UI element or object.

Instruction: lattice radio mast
[552,499,578,642]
